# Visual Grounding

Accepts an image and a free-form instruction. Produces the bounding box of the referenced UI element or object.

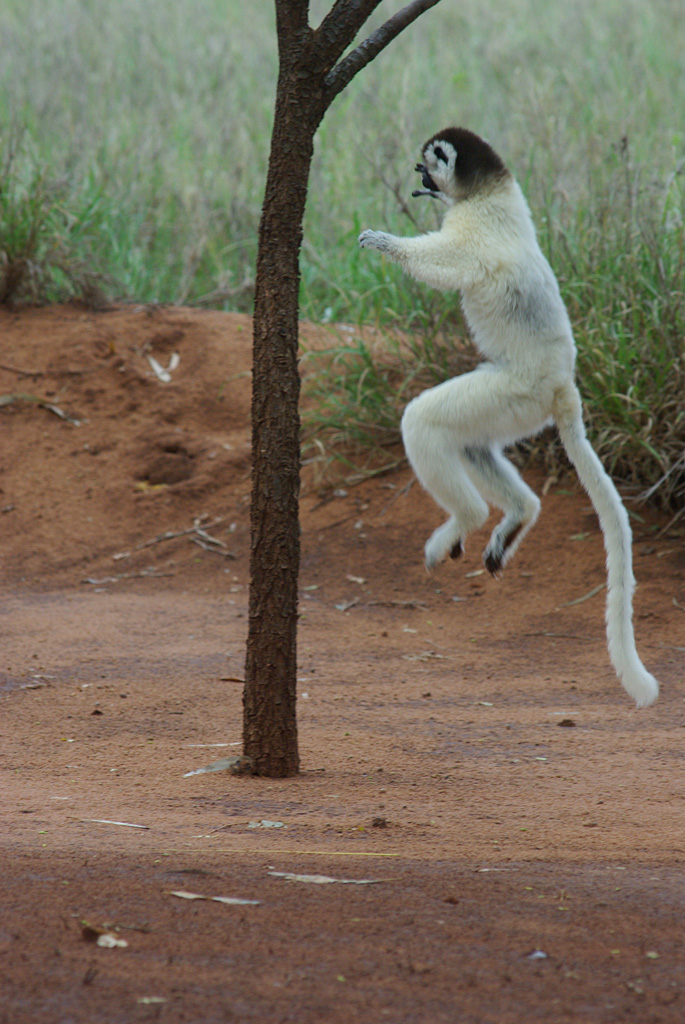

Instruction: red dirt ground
[1,304,684,1024]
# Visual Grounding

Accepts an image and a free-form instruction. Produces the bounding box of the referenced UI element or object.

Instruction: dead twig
[655,505,685,539]
[193,526,228,549]
[136,517,225,549]
[191,536,236,557]
[556,583,605,609]
[0,391,81,425]
[82,570,175,585]
[366,599,427,609]
[0,363,85,377]
[361,150,422,229]
[334,597,427,612]
[523,631,593,641]
[379,477,414,516]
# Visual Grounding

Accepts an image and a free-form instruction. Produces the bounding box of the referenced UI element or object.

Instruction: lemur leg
[402,393,489,570]
[401,368,547,571]
[461,445,540,575]
[404,434,489,569]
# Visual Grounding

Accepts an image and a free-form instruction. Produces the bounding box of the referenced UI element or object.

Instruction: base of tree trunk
[228,755,256,776]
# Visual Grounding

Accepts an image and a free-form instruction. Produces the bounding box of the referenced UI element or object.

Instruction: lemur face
[412,127,509,204]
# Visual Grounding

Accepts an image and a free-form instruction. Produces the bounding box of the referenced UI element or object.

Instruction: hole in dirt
[139,441,196,485]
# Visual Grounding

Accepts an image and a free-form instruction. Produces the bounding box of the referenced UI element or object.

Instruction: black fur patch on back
[423,127,509,192]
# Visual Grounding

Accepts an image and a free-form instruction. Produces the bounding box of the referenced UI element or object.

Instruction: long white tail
[553,384,659,708]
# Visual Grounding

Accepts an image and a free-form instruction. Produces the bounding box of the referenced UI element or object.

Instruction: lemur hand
[358,229,393,252]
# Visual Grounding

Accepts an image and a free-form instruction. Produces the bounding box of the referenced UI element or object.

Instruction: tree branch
[323,0,443,102]
[313,1,384,67]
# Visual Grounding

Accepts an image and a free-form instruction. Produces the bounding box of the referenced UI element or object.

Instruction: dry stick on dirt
[244,0,443,777]
[0,392,81,425]
[0,363,86,377]
[136,518,230,552]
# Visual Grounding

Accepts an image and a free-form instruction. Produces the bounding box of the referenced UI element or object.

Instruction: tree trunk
[241,0,443,777]
[243,67,324,777]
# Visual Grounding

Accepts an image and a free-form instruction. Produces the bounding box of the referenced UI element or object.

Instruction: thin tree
[243,0,443,777]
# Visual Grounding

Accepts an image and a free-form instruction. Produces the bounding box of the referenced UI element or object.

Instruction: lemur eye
[434,145,448,164]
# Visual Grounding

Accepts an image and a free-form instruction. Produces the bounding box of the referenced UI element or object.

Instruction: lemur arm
[358,228,482,293]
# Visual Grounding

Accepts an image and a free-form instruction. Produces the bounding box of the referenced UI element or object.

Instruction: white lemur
[359,126,658,708]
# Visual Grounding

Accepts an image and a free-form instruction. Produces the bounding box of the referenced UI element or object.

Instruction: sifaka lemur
[359,126,658,708]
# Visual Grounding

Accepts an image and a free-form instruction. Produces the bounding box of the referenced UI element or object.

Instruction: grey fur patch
[502,279,556,331]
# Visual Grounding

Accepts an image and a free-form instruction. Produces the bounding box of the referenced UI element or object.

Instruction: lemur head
[412,127,510,205]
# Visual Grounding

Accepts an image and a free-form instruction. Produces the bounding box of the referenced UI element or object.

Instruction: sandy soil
[1,304,684,1023]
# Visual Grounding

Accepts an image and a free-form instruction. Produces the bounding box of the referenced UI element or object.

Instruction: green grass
[545,151,685,510]
[0,129,108,304]
[0,0,683,510]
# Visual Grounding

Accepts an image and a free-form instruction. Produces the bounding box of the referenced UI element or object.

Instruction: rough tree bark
[243,0,443,777]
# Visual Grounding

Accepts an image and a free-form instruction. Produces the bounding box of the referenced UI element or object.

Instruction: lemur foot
[483,522,523,577]
[424,518,462,570]
[450,540,464,560]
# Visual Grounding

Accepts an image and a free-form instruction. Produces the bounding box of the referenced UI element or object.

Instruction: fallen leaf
[134,480,168,493]
[97,933,129,948]
[183,756,244,777]
[146,353,180,383]
[184,742,237,748]
[168,890,260,906]
[82,922,129,948]
[83,819,150,829]
[402,650,446,662]
[247,820,286,829]
[267,871,380,885]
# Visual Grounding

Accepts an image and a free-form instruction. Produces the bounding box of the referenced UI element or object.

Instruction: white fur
[359,130,658,708]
